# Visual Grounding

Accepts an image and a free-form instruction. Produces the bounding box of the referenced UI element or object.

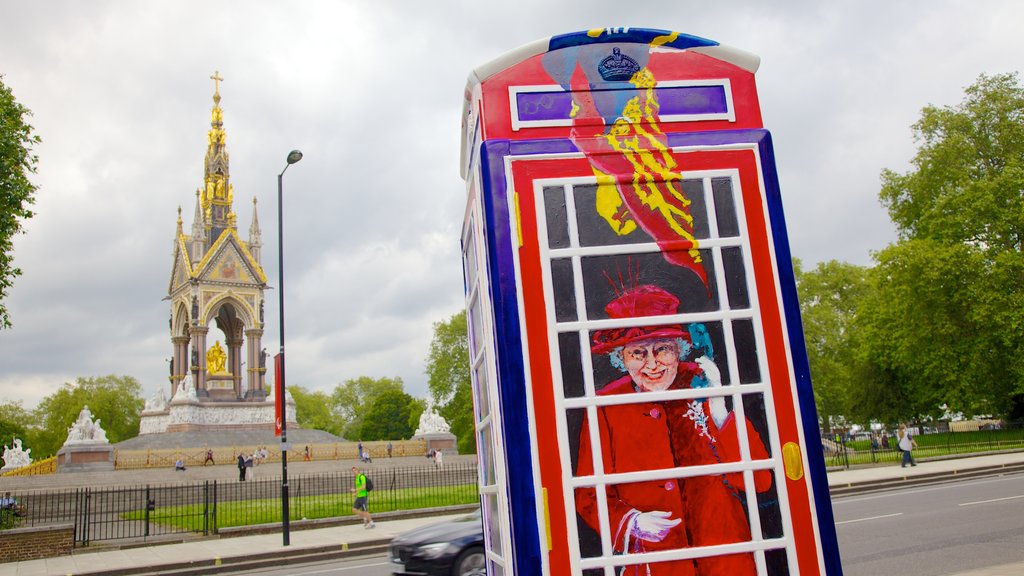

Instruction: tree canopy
[870,73,1024,419]
[425,310,474,454]
[330,376,405,440]
[794,259,869,431]
[289,385,343,437]
[0,75,40,329]
[359,388,417,441]
[0,400,32,449]
[792,73,1024,429]
[32,375,143,457]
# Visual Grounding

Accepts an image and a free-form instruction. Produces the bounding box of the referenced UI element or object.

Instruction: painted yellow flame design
[594,66,701,266]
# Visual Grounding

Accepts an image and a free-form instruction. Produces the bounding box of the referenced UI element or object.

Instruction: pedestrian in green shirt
[351,466,375,528]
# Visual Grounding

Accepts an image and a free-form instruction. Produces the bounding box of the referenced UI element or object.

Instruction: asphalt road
[222,472,1024,576]
[833,472,1024,576]
[230,554,395,576]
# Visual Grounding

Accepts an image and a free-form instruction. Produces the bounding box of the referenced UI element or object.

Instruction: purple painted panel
[516,85,728,123]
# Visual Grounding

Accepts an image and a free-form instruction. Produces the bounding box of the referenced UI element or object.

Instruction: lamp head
[286,150,303,165]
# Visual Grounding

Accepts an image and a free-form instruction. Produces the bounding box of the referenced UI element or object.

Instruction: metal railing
[1,462,478,547]
[823,421,1024,469]
[113,440,427,471]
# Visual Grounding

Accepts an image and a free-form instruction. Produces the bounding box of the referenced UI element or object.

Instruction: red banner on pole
[274,353,283,437]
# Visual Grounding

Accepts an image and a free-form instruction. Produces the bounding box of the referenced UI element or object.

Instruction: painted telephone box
[459,29,842,576]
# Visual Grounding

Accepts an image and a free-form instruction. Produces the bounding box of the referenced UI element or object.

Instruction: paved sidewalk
[4,513,455,576]
[3,451,1023,576]
[827,450,1024,489]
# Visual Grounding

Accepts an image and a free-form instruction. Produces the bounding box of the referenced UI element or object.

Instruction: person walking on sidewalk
[237,453,246,481]
[351,466,375,529]
[898,424,918,467]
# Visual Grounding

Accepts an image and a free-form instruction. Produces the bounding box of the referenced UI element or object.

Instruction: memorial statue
[144,389,169,412]
[207,340,228,375]
[415,403,452,435]
[63,406,109,446]
[1,437,32,471]
[173,375,198,401]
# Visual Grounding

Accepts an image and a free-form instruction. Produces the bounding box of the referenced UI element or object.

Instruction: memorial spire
[201,70,235,242]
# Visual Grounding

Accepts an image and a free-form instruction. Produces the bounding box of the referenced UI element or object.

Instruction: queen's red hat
[590,285,690,354]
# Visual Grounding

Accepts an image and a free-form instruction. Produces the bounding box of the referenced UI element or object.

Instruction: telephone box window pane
[742,392,775,459]
[565,408,585,474]
[484,493,504,557]
[764,547,790,576]
[721,246,750,310]
[580,251,720,318]
[468,300,482,358]
[559,332,585,399]
[712,177,740,237]
[478,424,496,486]
[489,561,505,576]
[572,184,653,248]
[544,185,570,249]
[473,361,490,422]
[551,258,578,322]
[680,178,710,240]
[464,224,479,283]
[733,319,762,384]
[756,469,785,539]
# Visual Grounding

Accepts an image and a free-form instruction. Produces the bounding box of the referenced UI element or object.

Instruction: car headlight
[417,541,454,559]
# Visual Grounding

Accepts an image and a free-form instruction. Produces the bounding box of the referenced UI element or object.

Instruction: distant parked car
[389,508,485,576]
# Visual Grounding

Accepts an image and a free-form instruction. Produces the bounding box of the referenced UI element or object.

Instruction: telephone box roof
[465,28,760,89]
[460,28,762,179]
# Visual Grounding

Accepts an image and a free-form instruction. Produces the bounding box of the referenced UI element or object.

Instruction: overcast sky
[1,1,1021,411]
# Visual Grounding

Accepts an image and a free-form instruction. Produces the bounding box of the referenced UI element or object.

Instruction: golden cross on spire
[210,70,224,95]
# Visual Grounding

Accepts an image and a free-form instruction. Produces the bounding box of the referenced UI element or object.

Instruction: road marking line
[959,494,1024,507]
[835,512,903,525]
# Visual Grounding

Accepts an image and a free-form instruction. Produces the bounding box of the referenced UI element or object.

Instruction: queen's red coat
[575,368,773,575]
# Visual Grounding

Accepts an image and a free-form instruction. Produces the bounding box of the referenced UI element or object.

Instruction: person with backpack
[351,466,375,529]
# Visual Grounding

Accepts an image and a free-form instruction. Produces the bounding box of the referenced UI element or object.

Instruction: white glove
[696,356,729,428]
[632,510,681,542]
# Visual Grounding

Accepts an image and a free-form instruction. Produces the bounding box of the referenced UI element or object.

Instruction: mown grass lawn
[124,484,479,530]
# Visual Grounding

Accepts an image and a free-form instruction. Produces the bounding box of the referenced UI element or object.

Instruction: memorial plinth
[56,406,114,473]
[56,442,114,473]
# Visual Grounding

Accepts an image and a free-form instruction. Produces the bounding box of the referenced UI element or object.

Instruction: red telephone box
[460,28,842,576]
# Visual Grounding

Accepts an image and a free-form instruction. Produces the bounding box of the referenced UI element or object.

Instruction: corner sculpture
[414,403,452,435]
[57,406,114,473]
[412,403,457,455]
[1,437,32,472]
[63,405,109,446]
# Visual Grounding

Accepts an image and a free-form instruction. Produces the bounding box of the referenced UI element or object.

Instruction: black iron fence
[823,421,1024,468]
[2,462,478,547]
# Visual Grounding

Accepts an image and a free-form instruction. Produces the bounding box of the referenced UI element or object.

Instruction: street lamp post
[277,149,302,546]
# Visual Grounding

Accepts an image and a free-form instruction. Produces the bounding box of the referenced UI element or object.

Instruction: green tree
[794,259,869,432]
[289,385,343,437]
[0,75,41,329]
[359,388,417,441]
[852,241,1000,422]
[32,375,144,457]
[425,310,474,454]
[874,72,1024,419]
[0,401,33,449]
[407,396,426,435]
[330,376,404,440]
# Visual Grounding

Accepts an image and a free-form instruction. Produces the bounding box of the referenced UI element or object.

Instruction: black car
[389,508,485,576]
